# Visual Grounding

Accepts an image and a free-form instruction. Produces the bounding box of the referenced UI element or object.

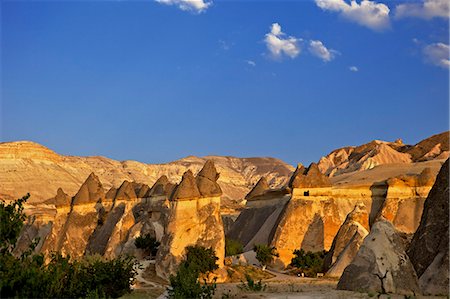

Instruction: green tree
[168,245,219,299]
[135,234,160,257]
[290,249,327,277]
[0,194,29,254]
[225,238,244,257]
[253,244,279,271]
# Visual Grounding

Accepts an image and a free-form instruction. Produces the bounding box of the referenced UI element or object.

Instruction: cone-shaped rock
[55,188,71,207]
[290,163,331,188]
[245,177,269,200]
[137,184,150,198]
[171,170,201,200]
[72,173,105,205]
[196,160,222,197]
[115,181,137,200]
[407,159,449,295]
[324,203,369,277]
[105,187,117,200]
[337,219,420,295]
[288,163,306,189]
[148,175,175,197]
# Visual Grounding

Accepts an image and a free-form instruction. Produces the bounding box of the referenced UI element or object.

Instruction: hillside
[0,141,294,204]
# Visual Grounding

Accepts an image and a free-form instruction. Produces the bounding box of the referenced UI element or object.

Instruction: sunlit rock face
[407,159,449,296]
[0,141,294,210]
[337,219,420,295]
[324,203,369,278]
[317,132,449,177]
[155,161,226,280]
[229,160,439,268]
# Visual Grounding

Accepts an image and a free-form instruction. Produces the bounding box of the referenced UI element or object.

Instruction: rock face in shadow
[245,177,269,200]
[156,161,226,280]
[324,203,369,277]
[147,175,175,197]
[337,219,420,295]
[407,159,449,295]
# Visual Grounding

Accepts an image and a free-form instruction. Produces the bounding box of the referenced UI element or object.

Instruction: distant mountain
[0,141,294,204]
[318,132,449,177]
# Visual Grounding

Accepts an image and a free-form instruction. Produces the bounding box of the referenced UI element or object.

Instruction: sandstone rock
[72,173,105,205]
[148,175,175,197]
[404,131,449,161]
[137,184,150,198]
[54,188,71,207]
[337,219,420,295]
[288,164,305,188]
[417,167,435,186]
[171,170,201,200]
[115,181,137,201]
[289,163,331,188]
[407,159,449,295]
[196,160,222,197]
[324,203,369,277]
[105,187,117,200]
[0,140,294,207]
[245,177,269,200]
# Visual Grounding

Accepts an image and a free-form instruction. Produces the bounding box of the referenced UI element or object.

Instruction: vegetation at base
[225,238,244,257]
[253,244,279,269]
[289,249,327,277]
[0,194,137,298]
[135,234,160,257]
[168,245,219,299]
[238,274,266,292]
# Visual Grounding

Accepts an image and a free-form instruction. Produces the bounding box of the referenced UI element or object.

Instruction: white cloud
[315,0,390,31]
[396,0,449,19]
[349,66,359,71]
[308,40,338,62]
[423,43,450,69]
[155,0,211,13]
[245,60,256,66]
[264,23,301,59]
[219,39,231,50]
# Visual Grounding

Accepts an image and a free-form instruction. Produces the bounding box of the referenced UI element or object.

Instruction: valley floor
[124,263,446,299]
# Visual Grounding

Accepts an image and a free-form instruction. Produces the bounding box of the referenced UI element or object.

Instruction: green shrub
[0,195,137,298]
[253,244,279,269]
[135,234,160,257]
[289,249,327,277]
[168,245,219,299]
[238,274,266,292]
[225,238,244,257]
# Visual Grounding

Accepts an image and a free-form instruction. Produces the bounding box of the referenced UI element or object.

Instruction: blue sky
[1,0,449,165]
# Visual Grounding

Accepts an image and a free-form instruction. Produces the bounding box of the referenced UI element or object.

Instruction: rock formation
[324,203,369,277]
[317,132,449,177]
[337,219,420,295]
[0,140,294,207]
[407,159,449,295]
[156,161,226,280]
[72,173,105,205]
[245,177,269,200]
[289,163,331,189]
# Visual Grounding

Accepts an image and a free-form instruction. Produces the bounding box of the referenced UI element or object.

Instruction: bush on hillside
[225,238,244,257]
[168,245,219,299]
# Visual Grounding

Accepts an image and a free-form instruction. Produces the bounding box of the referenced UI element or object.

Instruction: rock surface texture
[155,161,226,280]
[324,203,369,277]
[0,141,293,207]
[337,219,420,295]
[407,159,449,295]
